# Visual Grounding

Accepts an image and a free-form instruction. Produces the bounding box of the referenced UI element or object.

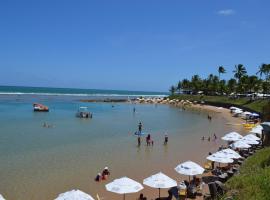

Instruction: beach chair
[204,161,212,171]
[178,188,187,199]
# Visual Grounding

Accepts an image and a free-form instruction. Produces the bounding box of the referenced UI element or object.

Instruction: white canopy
[55,190,94,200]
[218,148,242,159]
[143,172,177,199]
[243,134,260,141]
[206,154,234,163]
[240,138,259,145]
[175,161,204,176]
[233,109,243,114]
[243,111,252,115]
[0,195,6,200]
[222,132,243,141]
[143,172,177,189]
[106,177,143,195]
[230,106,239,110]
[250,125,263,135]
[230,140,251,149]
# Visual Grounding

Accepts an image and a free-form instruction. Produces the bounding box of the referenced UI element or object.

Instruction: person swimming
[102,167,110,180]
[95,173,102,182]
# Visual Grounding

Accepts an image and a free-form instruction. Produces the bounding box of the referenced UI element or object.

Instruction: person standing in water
[164,133,168,145]
[137,136,141,146]
[138,122,142,133]
[133,107,136,113]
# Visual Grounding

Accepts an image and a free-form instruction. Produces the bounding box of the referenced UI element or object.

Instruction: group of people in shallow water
[95,167,110,182]
[201,133,217,142]
[137,122,169,147]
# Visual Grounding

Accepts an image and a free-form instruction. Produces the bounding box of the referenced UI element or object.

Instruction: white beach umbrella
[243,111,252,115]
[175,161,204,178]
[230,140,251,149]
[222,132,243,141]
[218,148,242,159]
[240,138,259,145]
[206,154,234,164]
[143,172,177,198]
[105,177,143,200]
[243,134,260,141]
[0,194,6,200]
[233,109,243,114]
[229,106,238,110]
[55,189,94,200]
[250,125,263,135]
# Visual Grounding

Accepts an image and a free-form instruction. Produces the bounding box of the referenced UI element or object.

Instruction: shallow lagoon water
[0,95,234,200]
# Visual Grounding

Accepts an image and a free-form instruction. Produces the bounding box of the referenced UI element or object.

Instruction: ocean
[0,86,234,200]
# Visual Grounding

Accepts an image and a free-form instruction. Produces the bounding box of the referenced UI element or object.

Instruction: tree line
[170,64,270,96]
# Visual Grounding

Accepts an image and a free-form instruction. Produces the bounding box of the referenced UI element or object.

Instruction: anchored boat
[76,106,92,118]
[33,103,49,112]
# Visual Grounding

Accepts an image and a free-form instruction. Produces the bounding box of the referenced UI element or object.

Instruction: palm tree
[177,81,182,94]
[169,85,176,95]
[233,64,247,83]
[218,66,226,79]
[257,63,270,80]
[227,78,237,94]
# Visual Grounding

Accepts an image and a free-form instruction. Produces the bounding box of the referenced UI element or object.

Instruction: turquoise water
[0,93,233,200]
[0,86,167,97]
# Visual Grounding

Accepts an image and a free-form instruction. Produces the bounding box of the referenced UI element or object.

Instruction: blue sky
[0,0,270,92]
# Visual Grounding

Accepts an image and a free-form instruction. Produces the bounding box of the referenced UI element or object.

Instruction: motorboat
[76,106,92,118]
[33,103,49,112]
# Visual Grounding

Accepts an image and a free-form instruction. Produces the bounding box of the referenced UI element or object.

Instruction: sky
[0,0,270,92]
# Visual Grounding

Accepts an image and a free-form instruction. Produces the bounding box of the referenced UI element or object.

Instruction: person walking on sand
[164,133,168,145]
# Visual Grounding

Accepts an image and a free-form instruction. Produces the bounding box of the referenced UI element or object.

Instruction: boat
[33,103,49,112]
[76,107,92,118]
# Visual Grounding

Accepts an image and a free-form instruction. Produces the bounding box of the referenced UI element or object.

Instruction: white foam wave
[0,92,167,98]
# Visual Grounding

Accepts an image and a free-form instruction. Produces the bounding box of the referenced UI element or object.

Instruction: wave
[0,92,167,98]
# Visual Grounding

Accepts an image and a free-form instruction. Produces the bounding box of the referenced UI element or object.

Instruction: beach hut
[222,132,243,142]
[143,172,177,199]
[175,161,204,180]
[105,177,143,200]
[55,189,94,200]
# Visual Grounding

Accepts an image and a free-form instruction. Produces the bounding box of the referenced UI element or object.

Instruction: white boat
[33,103,49,112]
[76,107,92,118]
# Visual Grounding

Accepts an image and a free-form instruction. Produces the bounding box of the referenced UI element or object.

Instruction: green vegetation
[168,94,269,114]
[169,64,270,95]
[224,147,270,200]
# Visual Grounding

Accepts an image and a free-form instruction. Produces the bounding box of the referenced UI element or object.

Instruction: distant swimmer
[95,173,102,182]
[133,107,136,113]
[208,136,211,142]
[201,136,205,141]
[102,167,110,180]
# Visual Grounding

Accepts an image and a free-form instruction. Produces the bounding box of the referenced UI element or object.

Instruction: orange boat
[33,103,49,112]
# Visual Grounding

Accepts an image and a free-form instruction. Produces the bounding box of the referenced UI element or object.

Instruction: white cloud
[217,9,235,16]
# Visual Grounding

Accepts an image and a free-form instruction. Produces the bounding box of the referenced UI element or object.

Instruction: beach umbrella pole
[159,188,160,199]
[123,193,125,200]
